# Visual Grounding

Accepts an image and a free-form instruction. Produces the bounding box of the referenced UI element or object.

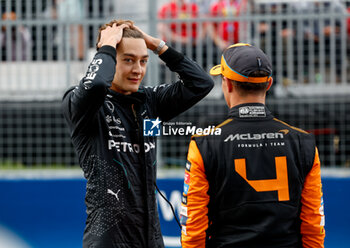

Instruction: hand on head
[133,25,156,51]
[96,19,168,55]
[97,22,131,49]
[134,25,168,54]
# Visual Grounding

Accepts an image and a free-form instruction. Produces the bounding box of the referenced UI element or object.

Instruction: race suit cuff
[159,46,184,66]
[97,45,116,62]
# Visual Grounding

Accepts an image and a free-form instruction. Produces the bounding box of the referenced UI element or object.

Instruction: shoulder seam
[62,86,76,100]
[273,118,309,134]
[216,118,233,129]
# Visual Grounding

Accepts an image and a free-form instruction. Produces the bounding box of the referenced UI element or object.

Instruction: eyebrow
[123,53,149,59]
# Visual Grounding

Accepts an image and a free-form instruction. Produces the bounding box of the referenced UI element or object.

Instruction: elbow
[208,77,215,89]
[202,77,215,95]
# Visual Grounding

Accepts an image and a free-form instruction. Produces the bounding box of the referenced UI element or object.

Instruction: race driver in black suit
[62,20,214,248]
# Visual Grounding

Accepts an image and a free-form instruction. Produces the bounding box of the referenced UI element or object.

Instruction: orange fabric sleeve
[300,148,325,248]
[181,140,210,248]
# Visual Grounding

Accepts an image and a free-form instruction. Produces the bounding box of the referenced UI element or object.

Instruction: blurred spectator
[295,0,346,82]
[0,11,31,61]
[158,0,199,51]
[208,0,242,51]
[255,2,296,88]
[42,0,85,60]
[194,0,214,16]
[158,0,201,81]
[296,0,344,43]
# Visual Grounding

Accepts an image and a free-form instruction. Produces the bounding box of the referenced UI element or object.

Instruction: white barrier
[0,61,86,100]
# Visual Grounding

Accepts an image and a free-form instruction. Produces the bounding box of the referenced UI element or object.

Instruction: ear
[223,77,234,92]
[266,77,273,91]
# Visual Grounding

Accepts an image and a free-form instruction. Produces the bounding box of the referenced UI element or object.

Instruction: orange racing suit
[181,103,325,248]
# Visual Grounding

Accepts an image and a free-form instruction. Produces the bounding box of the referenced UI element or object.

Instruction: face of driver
[111,37,149,95]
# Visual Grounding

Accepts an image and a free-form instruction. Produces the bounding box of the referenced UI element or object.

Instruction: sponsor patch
[279,129,289,135]
[180,215,188,226]
[85,58,102,80]
[182,195,188,205]
[108,141,155,153]
[320,197,325,226]
[83,80,92,90]
[106,115,122,125]
[224,132,284,142]
[106,115,113,123]
[105,100,115,113]
[239,106,266,118]
[184,172,190,184]
[180,206,188,217]
[183,183,189,195]
[185,161,191,172]
[182,226,187,235]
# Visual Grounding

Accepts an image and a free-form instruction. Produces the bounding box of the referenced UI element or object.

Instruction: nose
[132,62,142,74]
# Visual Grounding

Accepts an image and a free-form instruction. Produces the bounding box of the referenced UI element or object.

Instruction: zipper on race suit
[131,104,139,133]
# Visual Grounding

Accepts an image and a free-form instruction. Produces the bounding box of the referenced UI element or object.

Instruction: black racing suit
[62,45,214,248]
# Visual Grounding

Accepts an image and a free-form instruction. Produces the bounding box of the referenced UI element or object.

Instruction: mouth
[128,78,140,83]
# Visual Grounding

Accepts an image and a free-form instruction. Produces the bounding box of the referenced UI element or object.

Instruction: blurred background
[0,0,349,247]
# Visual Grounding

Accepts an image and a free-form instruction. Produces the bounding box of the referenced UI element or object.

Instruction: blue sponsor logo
[180,215,188,226]
[183,183,189,195]
[143,118,161,136]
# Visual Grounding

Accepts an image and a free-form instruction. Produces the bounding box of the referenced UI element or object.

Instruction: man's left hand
[134,25,168,55]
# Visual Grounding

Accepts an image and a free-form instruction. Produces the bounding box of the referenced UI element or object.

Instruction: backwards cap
[210,43,272,83]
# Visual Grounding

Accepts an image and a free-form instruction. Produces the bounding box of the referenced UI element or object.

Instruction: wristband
[153,40,166,55]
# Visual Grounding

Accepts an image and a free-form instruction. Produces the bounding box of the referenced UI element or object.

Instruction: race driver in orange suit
[180,43,325,248]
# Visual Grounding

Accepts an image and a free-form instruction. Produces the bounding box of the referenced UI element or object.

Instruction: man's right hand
[97,23,130,49]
